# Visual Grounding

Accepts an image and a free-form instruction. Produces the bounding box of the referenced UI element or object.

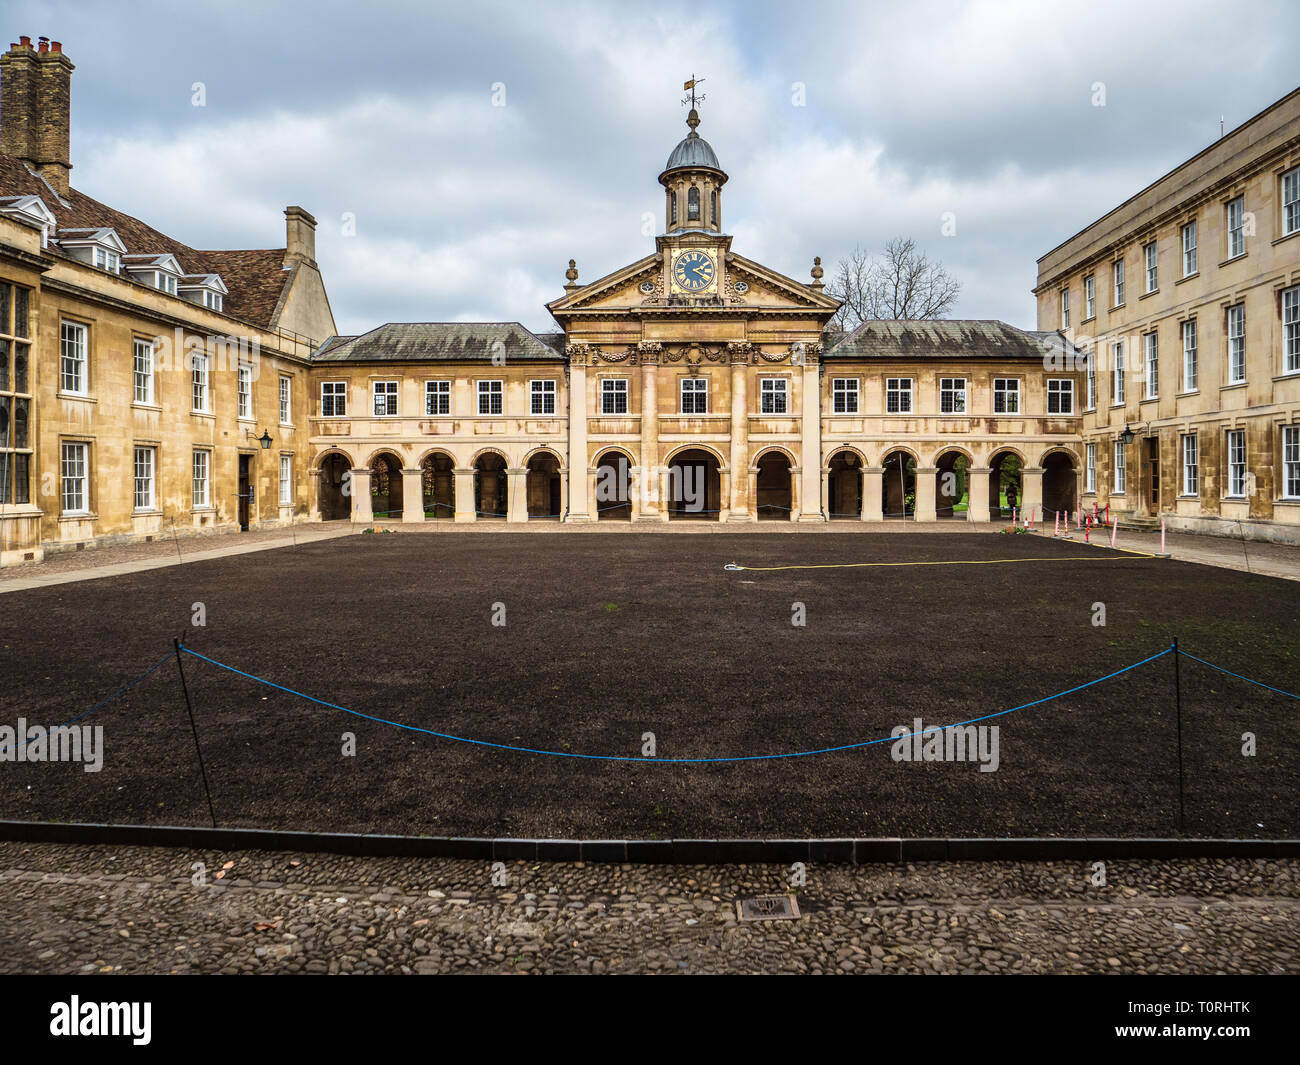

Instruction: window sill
[1272,371,1300,382]
[58,511,96,522]
[190,506,216,514]
[131,508,161,516]
[1109,403,1126,409]
[1176,389,1199,397]
[1081,315,1096,326]
[58,391,95,403]
[1221,382,1247,391]
[191,410,215,419]
[1219,251,1248,268]
[1221,495,1247,502]
[1139,289,1159,300]
[1176,271,1199,285]
[1271,230,1299,248]
[1111,302,1126,311]
[132,402,161,412]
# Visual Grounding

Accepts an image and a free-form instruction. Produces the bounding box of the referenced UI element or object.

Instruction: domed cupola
[658,103,727,235]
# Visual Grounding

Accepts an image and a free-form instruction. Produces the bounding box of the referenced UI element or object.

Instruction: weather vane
[682,74,706,110]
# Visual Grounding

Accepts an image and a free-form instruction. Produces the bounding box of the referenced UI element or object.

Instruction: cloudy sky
[10,0,1300,336]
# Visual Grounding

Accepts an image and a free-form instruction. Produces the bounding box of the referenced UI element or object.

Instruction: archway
[1043,451,1077,517]
[882,450,915,519]
[527,452,563,519]
[990,451,1022,519]
[595,451,632,521]
[319,453,351,521]
[666,448,721,520]
[936,450,970,519]
[827,450,862,519]
[421,452,454,519]
[474,452,508,518]
[754,451,793,520]
[369,452,403,519]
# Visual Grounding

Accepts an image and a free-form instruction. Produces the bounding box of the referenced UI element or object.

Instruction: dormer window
[93,247,119,273]
[688,186,700,221]
[204,290,223,312]
[178,273,228,313]
[156,271,177,295]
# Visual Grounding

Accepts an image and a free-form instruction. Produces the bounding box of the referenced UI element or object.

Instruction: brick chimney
[0,36,75,196]
[284,205,317,265]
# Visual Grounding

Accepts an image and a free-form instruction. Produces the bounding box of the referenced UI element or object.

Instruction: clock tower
[658,85,728,299]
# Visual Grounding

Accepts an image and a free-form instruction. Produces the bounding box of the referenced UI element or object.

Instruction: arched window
[670,191,677,226]
[687,186,700,221]
[710,189,717,226]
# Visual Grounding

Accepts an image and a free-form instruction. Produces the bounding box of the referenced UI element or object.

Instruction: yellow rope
[726,543,1155,572]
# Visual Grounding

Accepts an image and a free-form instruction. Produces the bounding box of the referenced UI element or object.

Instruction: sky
[7,0,1300,336]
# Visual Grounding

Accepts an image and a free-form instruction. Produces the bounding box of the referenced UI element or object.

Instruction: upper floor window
[191,352,210,412]
[279,376,291,424]
[1085,443,1097,494]
[831,377,859,414]
[1084,274,1095,319]
[425,380,450,416]
[993,377,1020,414]
[322,381,347,417]
[1284,286,1300,375]
[133,337,155,405]
[530,379,556,416]
[600,378,628,415]
[477,379,503,416]
[1060,288,1069,329]
[1181,220,1197,276]
[1111,340,1125,405]
[60,320,87,395]
[1227,303,1246,384]
[1085,352,1097,410]
[760,377,788,415]
[1226,196,1246,258]
[237,364,252,419]
[1283,166,1300,238]
[885,377,913,413]
[680,377,707,414]
[939,377,967,414]
[1112,258,1125,305]
[373,380,398,417]
[1181,319,1198,392]
[1143,331,1158,399]
[1144,241,1158,293]
[1047,378,1074,414]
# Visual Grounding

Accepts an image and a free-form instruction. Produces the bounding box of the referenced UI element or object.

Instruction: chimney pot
[51,41,62,53]
[19,36,31,47]
[37,40,49,53]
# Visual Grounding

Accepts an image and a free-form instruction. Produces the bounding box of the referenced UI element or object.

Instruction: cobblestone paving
[0,843,1294,974]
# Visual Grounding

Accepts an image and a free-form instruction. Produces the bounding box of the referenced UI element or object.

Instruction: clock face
[672,249,716,292]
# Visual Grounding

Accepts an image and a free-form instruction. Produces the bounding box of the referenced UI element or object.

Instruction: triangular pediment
[546,254,662,315]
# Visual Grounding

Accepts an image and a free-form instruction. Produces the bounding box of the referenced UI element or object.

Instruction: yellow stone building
[1,36,1089,558]
[1036,87,1300,543]
[0,36,335,564]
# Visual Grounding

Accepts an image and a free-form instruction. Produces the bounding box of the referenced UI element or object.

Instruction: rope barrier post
[173,639,218,829]
[1172,638,1184,836]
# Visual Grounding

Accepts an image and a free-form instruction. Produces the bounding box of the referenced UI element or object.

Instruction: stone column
[629,466,642,521]
[657,466,671,522]
[820,467,830,521]
[559,467,569,519]
[914,466,938,522]
[453,468,476,522]
[861,466,883,521]
[506,467,528,523]
[637,346,660,521]
[401,467,424,523]
[967,466,991,523]
[727,347,752,520]
[1021,465,1044,524]
[747,467,760,520]
[798,348,824,520]
[789,466,801,521]
[719,468,731,522]
[566,347,592,521]
[350,467,372,523]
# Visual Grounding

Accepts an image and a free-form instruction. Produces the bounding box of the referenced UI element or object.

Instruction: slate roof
[313,323,563,363]
[824,319,1064,360]
[0,153,295,329]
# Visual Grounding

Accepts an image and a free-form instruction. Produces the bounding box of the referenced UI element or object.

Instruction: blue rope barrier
[0,652,174,756]
[175,643,1175,764]
[1176,650,1299,701]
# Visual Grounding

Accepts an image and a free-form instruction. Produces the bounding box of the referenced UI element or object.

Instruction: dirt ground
[0,532,1295,839]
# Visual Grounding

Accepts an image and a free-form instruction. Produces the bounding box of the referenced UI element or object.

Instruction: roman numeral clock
[668,247,719,297]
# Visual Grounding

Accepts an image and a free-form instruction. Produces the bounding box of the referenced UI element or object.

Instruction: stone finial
[810,256,825,289]
[564,258,579,289]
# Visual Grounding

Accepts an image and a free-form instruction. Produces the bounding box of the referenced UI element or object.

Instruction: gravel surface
[0,842,1294,974]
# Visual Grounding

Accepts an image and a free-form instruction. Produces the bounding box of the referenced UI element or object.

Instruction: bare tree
[827,237,961,330]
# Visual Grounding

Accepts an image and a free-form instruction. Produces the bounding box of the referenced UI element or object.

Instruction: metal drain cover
[736,895,800,921]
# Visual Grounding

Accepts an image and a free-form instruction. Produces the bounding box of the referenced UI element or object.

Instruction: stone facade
[1035,87,1300,543]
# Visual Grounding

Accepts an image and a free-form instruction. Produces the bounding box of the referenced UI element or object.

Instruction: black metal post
[1173,638,1184,835]
[173,638,217,828]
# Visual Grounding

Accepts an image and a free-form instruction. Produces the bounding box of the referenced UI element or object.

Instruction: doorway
[237,454,251,531]
[1144,436,1159,514]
